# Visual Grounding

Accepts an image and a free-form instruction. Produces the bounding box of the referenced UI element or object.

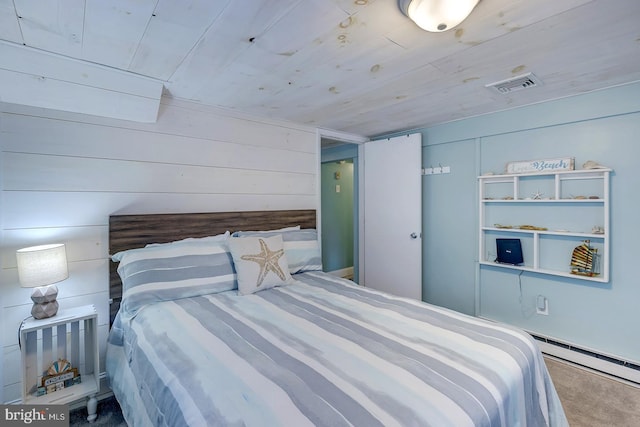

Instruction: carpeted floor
[545,357,640,427]
[70,358,640,426]
[69,396,126,427]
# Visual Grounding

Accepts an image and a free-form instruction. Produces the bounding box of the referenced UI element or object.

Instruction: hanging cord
[17,315,33,350]
[517,270,536,317]
[518,270,524,304]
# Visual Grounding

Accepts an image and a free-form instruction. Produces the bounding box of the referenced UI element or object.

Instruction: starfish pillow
[228,234,293,295]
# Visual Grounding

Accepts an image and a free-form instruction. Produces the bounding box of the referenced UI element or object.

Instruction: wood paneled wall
[0,97,318,403]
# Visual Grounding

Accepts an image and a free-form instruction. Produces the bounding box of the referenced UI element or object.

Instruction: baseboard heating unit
[531,333,640,386]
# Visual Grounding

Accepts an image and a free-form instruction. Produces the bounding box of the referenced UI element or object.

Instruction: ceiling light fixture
[398,0,480,32]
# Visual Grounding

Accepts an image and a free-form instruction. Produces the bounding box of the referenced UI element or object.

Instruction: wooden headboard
[108,209,316,324]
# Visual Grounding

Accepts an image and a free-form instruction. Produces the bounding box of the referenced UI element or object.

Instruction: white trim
[531,331,640,385]
[357,143,365,285]
[478,317,640,385]
[317,128,369,144]
[317,128,368,284]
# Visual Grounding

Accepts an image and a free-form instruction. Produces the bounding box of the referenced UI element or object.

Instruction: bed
[106,209,568,427]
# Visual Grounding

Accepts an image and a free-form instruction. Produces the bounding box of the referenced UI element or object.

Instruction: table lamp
[16,243,68,319]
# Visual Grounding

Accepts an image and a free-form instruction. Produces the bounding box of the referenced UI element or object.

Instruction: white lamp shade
[400,0,480,32]
[16,244,69,288]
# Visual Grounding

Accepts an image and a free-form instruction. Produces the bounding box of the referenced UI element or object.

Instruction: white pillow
[232,229,322,273]
[228,234,292,295]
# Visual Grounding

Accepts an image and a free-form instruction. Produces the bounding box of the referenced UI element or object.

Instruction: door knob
[410,232,418,239]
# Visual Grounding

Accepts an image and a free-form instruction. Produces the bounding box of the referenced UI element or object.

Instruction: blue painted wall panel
[380,81,640,362]
[422,139,477,316]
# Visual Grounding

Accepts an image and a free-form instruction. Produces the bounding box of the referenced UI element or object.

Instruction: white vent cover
[485,72,543,94]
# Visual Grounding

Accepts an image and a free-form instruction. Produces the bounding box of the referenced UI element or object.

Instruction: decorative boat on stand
[570,240,600,277]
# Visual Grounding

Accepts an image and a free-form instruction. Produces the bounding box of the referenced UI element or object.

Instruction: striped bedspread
[106,272,567,427]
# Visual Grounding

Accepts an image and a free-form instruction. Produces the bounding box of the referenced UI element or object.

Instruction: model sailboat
[570,240,599,276]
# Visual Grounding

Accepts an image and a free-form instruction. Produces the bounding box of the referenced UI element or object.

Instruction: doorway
[320,138,361,283]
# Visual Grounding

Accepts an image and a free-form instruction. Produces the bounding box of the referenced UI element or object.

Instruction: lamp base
[30,285,59,319]
[31,301,59,319]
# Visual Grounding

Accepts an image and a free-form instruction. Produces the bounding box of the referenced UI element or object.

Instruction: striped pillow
[232,229,322,274]
[112,241,236,315]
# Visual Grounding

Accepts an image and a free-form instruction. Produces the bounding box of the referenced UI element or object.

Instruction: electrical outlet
[536,295,549,315]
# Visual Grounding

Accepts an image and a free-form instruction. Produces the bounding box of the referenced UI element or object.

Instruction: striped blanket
[106,272,567,427]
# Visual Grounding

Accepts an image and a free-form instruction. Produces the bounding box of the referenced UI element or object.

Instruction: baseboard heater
[531,333,640,386]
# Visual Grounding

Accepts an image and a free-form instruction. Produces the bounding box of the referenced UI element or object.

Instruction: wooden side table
[20,304,99,422]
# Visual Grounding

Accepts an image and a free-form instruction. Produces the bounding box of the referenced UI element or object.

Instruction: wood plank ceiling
[1,0,639,137]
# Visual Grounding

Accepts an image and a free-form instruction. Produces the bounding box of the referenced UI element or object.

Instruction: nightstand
[20,304,99,422]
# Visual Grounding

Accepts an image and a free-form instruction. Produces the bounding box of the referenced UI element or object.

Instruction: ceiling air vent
[485,72,542,94]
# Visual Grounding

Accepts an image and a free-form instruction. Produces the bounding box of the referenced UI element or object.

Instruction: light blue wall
[382,81,640,363]
[422,139,477,315]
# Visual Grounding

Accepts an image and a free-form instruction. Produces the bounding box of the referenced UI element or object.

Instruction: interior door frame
[316,129,369,281]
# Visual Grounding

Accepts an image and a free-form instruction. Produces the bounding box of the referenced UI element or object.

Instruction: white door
[363,133,422,299]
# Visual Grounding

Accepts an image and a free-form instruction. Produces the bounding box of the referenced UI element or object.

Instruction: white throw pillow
[228,234,292,295]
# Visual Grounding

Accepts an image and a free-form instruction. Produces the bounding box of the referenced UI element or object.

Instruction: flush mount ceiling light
[398,0,480,32]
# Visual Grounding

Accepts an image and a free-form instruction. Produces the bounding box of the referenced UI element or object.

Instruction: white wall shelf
[479,168,611,282]
[20,304,99,422]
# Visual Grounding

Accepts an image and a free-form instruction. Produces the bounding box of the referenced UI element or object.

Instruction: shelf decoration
[583,160,607,169]
[36,358,81,396]
[506,157,574,174]
[570,240,600,277]
[517,224,548,231]
[494,224,548,231]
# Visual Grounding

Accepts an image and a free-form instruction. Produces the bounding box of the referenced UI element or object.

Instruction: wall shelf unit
[478,168,611,282]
